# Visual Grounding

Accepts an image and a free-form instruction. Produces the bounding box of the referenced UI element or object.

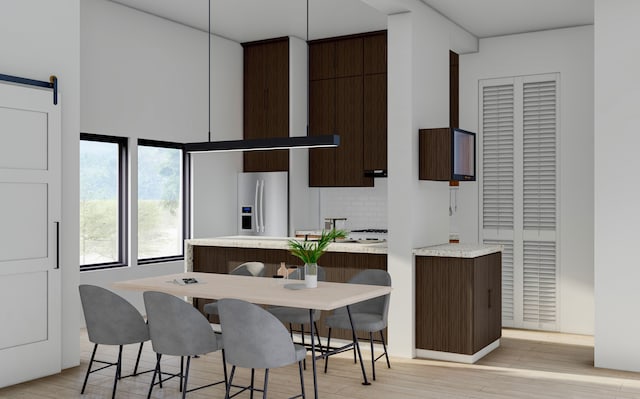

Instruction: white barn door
[0,81,61,387]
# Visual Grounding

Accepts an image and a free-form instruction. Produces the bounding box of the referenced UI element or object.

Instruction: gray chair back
[79,284,149,346]
[231,261,265,277]
[287,265,326,281]
[218,298,299,369]
[143,291,221,357]
[348,269,391,323]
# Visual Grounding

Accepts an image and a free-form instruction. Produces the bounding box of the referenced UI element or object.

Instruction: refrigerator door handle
[254,180,260,233]
[259,179,265,232]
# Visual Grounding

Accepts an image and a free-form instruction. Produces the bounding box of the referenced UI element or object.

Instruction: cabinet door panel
[473,256,490,352]
[309,41,335,80]
[243,44,267,171]
[364,33,387,75]
[336,38,363,78]
[364,73,387,170]
[243,38,289,172]
[487,252,502,343]
[335,76,370,186]
[416,256,474,354]
[309,79,336,186]
[264,39,289,171]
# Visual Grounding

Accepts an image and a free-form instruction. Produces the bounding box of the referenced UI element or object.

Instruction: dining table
[112,271,392,399]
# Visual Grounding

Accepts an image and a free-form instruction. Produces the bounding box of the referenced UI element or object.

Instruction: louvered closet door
[479,74,559,331]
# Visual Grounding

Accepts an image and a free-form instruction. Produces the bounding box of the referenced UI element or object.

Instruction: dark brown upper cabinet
[419,128,451,181]
[308,31,387,187]
[450,51,459,129]
[419,51,463,182]
[242,38,289,172]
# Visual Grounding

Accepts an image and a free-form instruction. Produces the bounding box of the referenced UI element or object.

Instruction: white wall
[1,0,81,369]
[594,0,640,371]
[80,0,243,311]
[458,26,594,335]
[385,7,453,357]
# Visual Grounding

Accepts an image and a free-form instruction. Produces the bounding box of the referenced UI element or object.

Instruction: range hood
[364,169,388,178]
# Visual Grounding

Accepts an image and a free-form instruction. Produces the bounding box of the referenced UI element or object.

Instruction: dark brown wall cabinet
[308,31,387,187]
[419,127,452,181]
[243,38,289,172]
[415,253,502,355]
[191,245,387,341]
[450,50,459,129]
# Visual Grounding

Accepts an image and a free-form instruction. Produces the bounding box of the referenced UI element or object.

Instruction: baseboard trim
[415,339,500,364]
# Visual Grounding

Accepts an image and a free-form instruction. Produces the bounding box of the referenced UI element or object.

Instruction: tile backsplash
[319,179,388,230]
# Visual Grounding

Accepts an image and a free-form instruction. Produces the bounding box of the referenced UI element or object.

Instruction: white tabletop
[113,272,391,311]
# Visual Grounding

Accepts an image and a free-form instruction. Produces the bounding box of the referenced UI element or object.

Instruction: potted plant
[288,229,347,288]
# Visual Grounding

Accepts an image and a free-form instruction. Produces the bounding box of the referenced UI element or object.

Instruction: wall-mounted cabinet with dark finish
[308,31,387,187]
[450,50,459,128]
[242,37,289,172]
[419,128,452,181]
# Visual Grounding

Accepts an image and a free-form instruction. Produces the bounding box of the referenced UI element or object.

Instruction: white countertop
[186,236,388,254]
[413,243,502,258]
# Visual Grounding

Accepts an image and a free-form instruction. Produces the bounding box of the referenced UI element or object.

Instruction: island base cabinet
[415,252,501,356]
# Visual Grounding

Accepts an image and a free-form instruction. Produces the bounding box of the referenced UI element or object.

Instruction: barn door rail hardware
[0,73,58,105]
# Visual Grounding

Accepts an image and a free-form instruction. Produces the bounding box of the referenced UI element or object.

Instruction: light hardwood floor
[2,328,640,398]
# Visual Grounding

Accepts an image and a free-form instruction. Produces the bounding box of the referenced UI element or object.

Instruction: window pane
[138,145,183,259]
[80,140,119,265]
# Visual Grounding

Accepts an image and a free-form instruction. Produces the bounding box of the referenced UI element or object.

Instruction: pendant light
[184,0,340,153]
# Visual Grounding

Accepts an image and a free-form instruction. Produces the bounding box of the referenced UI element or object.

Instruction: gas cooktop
[350,229,388,234]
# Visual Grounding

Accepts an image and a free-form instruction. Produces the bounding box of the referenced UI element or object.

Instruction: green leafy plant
[288,229,347,265]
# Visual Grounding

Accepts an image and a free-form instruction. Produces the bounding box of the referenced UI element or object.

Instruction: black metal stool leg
[225,366,236,399]
[298,361,306,399]
[370,332,376,381]
[133,341,144,375]
[314,321,324,355]
[324,328,332,373]
[222,349,229,390]
[179,356,184,392]
[182,356,191,399]
[147,353,160,399]
[111,345,123,399]
[263,369,270,399]
[157,353,163,389]
[380,330,391,368]
[81,343,98,394]
[250,368,255,399]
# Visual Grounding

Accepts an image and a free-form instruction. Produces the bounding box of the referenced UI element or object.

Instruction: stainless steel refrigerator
[237,171,288,237]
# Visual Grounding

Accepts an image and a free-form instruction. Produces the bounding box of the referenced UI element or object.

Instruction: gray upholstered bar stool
[218,298,306,399]
[203,261,265,318]
[79,284,151,399]
[144,291,227,399]
[267,266,326,356]
[324,269,391,380]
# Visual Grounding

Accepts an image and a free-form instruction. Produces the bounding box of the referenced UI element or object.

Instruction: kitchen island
[185,237,502,361]
[184,236,387,341]
[414,243,503,363]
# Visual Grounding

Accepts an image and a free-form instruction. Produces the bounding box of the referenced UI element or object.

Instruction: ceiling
[109,0,593,43]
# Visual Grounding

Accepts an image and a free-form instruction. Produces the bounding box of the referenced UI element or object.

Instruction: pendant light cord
[208,0,211,142]
[306,0,310,136]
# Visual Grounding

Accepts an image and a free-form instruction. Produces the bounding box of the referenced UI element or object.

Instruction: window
[137,139,188,263]
[79,133,127,270]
